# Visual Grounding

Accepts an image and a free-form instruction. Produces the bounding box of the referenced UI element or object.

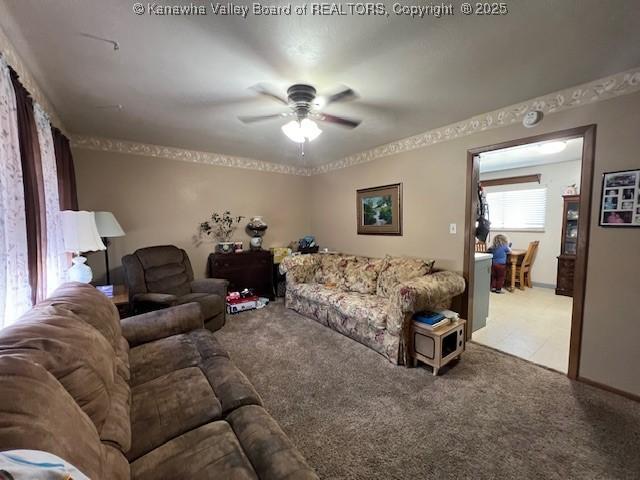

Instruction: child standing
[487,234,511,293]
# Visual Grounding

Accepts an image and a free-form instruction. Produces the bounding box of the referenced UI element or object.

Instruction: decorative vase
[247,216,268,251]
[250,237,262,250]
[68,256,93,283]
[216,242,234,254]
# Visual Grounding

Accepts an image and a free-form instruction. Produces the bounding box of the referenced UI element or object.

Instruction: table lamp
[94,211,125,286]
[60,211,106,283]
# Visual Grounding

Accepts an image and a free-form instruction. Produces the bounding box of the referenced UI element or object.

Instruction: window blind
[486,187,547,230]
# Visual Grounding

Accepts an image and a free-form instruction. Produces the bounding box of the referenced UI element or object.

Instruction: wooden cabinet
[556,194,579,296]
[207,250,274,300]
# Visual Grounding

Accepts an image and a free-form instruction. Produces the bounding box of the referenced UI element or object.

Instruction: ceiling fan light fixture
[300,118,322,141]
[281,119,322,143]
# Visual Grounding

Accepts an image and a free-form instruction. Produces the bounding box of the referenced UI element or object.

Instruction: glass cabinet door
[564,200,579,255]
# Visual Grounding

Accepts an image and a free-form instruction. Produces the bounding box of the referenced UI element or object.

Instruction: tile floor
[472,287,573,373]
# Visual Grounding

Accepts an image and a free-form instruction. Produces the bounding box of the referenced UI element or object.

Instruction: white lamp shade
[60,211,106,253]
[94,211,125,237]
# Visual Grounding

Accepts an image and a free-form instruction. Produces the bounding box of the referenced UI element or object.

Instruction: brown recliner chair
[122,245,227,331]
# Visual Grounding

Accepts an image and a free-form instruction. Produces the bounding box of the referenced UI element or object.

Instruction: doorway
[462,125,596,379]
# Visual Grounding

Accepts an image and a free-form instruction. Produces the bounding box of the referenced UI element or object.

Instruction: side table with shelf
[100,284,130,318]
[409,318,466,375]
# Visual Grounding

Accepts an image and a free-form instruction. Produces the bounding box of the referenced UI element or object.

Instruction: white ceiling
[1,0,639,167]
[479,138,583,173]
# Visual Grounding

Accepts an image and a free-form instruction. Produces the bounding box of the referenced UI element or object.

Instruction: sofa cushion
[313,254,356,288]
[177,292,224,320]
[129,333,200,386]
[344,257,384,294]
[289,283,343,305]
[116,336,131,382]
[129,330,229,386]
[0,355,130,480]
[0,306,119,436]
[227,405,318,480]
[145,264,191,296]
[279,254,319,284]
[328,292,389,330]
[130,422,258,480]
[101,373,132,453]
[39,282,122,351]
[128,367,222,461]
[136,244,187,269]
[376,256,435,298]
[201,356,263,415]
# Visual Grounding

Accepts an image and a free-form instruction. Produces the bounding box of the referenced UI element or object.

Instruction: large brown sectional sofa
[280,253,466,364]
[0,282,317,479]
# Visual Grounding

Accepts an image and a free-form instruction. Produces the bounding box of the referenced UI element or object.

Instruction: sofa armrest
[279,254,319,285]
[121,302,204,347]
[386,271,466,335]
[132,292,177,306]
[191,278,228,297]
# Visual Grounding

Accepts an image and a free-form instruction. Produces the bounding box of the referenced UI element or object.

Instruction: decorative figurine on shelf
[563,184,578,195]
[247,216,268,250]
[198,210,244,253]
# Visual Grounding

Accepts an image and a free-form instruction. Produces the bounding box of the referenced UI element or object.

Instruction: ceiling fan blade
[238,113,289,123]
[316,113,361,129]
[324,87,358,105]
[250,83,289,105]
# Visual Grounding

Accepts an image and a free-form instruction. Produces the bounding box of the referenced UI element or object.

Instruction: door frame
[462,125,596,380]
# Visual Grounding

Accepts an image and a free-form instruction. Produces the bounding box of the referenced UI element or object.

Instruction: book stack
[414,310,458,330]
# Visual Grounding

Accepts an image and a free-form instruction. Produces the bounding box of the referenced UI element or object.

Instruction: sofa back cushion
[343,257,385,294]
[0,355,129,480]
[313,254,356,288]
[376,256,435,298]
[0,306,117,433]
[136,245,193,296]
[39,282,122,350]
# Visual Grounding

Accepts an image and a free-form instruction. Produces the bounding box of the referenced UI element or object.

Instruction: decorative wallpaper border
[310,66,640,175]
[70,136,311,176]
[0,23,65,132]
[72,66,640,177]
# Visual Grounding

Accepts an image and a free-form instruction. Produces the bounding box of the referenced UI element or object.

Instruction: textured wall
[74,149,311,282]
[310,91,640,396]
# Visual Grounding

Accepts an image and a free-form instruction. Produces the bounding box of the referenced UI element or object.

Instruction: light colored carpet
[216,300,640,480]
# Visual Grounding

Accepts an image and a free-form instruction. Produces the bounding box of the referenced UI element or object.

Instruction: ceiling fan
[238,83,362,144]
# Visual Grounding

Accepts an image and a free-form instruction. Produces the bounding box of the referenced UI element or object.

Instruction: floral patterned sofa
[279,254,466,365]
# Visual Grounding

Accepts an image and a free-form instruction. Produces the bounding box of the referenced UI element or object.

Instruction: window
[486,187,547,231]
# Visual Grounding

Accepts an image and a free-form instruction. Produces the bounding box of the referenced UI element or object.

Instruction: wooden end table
[409,318,466,375]
[101,285,130,318]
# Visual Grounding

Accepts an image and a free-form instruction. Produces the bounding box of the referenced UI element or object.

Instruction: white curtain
[34,103,66,297]
[0,56,32,326]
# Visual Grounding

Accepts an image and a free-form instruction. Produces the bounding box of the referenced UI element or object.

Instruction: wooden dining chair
[513,241,539,289]
[475,241,487,252]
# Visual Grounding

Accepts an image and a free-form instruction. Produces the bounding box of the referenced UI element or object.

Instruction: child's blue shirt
[489,244,511,265]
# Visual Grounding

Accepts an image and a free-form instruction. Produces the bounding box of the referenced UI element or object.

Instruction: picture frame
[599,169,640,227]
[356,183,402,235]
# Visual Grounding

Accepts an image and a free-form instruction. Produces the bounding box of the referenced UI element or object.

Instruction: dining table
[506,249,527,292]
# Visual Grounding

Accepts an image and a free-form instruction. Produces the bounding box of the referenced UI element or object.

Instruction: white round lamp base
[68,256,93,283]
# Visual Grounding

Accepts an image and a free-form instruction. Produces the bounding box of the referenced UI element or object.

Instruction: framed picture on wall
[356,183,403,235]
[599,169,640,227]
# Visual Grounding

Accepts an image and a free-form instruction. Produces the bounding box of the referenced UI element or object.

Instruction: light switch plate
[449,223,457,234]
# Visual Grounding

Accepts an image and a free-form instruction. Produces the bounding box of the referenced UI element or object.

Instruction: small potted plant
[199,211,244,253]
